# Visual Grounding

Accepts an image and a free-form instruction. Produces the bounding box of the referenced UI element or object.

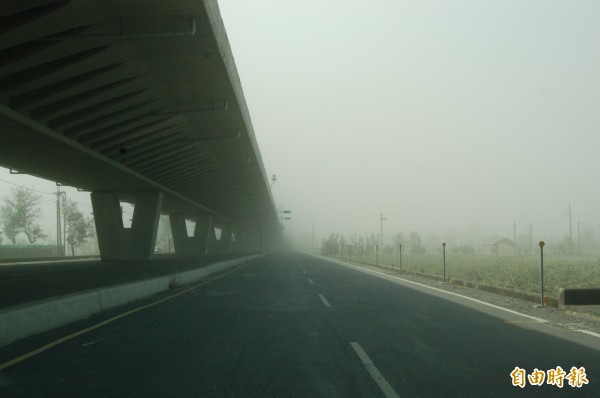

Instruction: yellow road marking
[0,261,254,370]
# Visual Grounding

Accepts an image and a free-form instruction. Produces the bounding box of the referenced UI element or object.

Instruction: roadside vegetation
[321,232,600,297]
[0,186,96,257]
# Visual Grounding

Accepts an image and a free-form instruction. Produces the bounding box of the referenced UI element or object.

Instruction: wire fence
[333,250,600,297]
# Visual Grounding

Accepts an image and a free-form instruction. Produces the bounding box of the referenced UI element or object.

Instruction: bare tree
[0,187,46,244]
[408,231,426,256]
[61,199,94,255]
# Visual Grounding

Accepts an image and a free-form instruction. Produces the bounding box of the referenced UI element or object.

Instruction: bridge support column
[205,215,218,255]
[232,230,242,253]
[231,229,244,253]
[169,212,211,258]
[247,232,259,253]
[91,191,163,262]
[235,230,257,253]
[219,224,232,253]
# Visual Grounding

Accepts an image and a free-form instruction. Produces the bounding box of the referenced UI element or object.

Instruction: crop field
[334,252,600,297]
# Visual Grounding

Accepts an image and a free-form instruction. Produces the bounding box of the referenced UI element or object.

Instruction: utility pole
[569,203,573,254]
[55,187,65,257]
[56,188,60,255]
[513,220,516,243]
[577,220,581,253]
[529,224,532,256]
[63,209,67,256]
[380,213,387,250]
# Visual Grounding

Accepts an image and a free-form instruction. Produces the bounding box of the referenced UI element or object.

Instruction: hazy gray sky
[1,1,599,248]
[218,0,600,245]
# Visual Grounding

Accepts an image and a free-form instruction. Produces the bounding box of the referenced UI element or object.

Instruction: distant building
[478,239,520,256]
[493,238,520,256]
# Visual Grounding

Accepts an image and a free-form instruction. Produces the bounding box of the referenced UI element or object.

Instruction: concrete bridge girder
[168,212,211,258]
[91,191,256,261]
[91,191,163,262]
[0,1,280,259]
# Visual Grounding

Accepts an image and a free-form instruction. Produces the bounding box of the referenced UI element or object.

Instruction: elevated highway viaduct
[0,0,279,262]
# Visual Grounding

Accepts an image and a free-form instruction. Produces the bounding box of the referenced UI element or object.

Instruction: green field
[336,252,600,297]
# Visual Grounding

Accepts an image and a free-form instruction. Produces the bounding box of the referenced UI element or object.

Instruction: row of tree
[0,187,95,255]
[321,231,427,256]
[321,231,482,257]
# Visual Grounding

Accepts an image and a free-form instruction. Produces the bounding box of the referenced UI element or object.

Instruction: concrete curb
[0,254,261,347]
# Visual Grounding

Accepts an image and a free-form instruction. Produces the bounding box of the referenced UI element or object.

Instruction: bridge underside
[0,1,281,260]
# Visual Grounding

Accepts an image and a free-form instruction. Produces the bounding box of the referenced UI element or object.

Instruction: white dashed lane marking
[350,342,401,398]
[318,294,331,307]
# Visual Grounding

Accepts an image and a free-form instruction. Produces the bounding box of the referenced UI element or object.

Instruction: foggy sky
[218,0,600,246]
[1,1,599,249]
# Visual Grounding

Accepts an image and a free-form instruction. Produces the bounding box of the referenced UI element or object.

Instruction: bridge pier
[231,229,246,253]
[218,224,233,253]
[201,215,215,255]
[91,191,163,262]
[169,212,211,258]
[204,218,229,255]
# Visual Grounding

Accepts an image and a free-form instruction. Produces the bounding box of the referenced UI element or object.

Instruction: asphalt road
[1,253,599,397]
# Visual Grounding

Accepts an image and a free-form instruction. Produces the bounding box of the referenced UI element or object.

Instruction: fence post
[399,244,402,269]
[442,242,447,282]
[539,241,545,306]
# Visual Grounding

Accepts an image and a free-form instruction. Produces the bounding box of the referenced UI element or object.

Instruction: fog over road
[1,254,599,397]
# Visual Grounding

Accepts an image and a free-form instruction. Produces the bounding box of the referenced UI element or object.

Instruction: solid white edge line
[318,294,331,307]
[322,256,548,324]
[576,329,600,339]
[350,342,401,398]
[308,278,314,285]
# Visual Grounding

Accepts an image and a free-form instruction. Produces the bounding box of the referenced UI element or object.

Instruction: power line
[531,212,568,228]
[0,178,54,195]
[0,179,94,209]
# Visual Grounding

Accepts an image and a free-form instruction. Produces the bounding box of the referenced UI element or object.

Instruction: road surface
[1,253,598,397]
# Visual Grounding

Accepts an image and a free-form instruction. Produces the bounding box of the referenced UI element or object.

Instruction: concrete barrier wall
[0,246,61,259]
[0,254,261,347]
